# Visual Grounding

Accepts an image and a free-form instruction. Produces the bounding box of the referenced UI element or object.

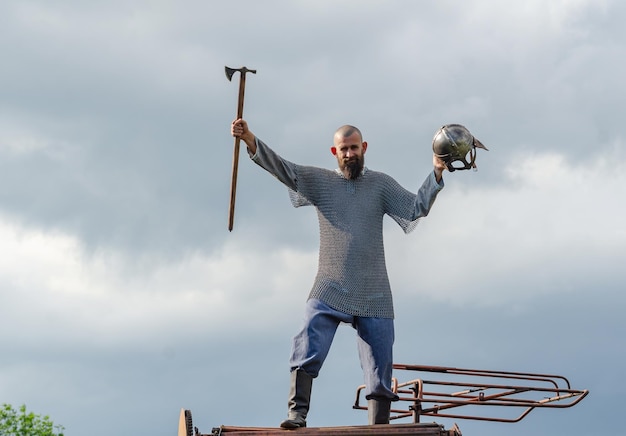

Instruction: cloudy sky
[1,1,624,435]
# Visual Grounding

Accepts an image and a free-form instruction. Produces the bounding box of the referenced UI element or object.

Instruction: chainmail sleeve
[383,171,444,234]
[250,137,318,208]
[288,188,312,207]
[249,137,298,191]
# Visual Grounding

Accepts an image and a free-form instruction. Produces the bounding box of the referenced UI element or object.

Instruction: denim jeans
[289,298,398,401]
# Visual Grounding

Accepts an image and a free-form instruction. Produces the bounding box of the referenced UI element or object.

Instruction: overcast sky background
[1,1,624,435]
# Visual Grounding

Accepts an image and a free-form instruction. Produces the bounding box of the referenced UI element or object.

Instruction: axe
[225,65,256,232]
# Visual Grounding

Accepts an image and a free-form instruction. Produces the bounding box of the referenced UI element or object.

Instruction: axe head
[225,66,257,81]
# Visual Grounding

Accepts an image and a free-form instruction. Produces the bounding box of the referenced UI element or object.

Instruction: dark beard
[344,157,364,180]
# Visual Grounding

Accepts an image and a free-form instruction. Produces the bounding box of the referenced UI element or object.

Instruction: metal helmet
[432,124,488,172]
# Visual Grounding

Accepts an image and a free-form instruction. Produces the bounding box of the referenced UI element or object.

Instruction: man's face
[331,131,367,179]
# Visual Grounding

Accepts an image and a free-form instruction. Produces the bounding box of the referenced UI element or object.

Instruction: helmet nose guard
[432,124,488,172]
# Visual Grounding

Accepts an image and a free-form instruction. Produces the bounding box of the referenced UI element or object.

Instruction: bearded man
[231,118,446,427]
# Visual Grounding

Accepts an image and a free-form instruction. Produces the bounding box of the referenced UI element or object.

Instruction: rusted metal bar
[354,363,588,424]
[393,364,572,390]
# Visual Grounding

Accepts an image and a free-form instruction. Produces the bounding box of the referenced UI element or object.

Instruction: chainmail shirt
[250,137,443,319]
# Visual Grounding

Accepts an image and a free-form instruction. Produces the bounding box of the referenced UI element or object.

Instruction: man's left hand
[433,154,446,183]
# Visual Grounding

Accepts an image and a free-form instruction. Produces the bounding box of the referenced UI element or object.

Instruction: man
[231,118,446,427]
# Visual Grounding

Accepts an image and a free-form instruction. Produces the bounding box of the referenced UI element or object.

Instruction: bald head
[331,125,367,179]
[334,125,363,142]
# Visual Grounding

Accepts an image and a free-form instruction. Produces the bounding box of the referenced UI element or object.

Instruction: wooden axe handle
[228,71,248,231]
[228,135,242,231]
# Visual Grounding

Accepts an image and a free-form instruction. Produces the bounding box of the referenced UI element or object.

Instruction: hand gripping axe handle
[225,66,256,231]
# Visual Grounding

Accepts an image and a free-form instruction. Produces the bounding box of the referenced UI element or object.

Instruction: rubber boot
[280,369,313,429]
[368,398,391,425]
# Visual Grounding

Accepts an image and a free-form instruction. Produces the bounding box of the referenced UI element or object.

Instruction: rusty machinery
[354,363,588,424]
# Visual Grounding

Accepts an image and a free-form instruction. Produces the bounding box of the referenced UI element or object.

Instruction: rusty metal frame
[210,423,461,435]
[353,364,588,424]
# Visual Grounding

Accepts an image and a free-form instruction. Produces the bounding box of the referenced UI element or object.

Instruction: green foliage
[0,404,64,436]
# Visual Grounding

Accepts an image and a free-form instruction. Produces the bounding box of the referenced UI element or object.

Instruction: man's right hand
[231,118,256,154]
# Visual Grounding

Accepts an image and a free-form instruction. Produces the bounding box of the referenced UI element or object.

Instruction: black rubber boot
[368,398,391,425]
[280,369,313,429]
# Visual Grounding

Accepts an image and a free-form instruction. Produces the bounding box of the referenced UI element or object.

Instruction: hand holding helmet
[432,124,488,172]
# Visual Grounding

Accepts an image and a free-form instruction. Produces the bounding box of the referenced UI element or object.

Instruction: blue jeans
[289,298,398,401]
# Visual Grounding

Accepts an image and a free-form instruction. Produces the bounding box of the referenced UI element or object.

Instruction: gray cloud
[0,1,623,435]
